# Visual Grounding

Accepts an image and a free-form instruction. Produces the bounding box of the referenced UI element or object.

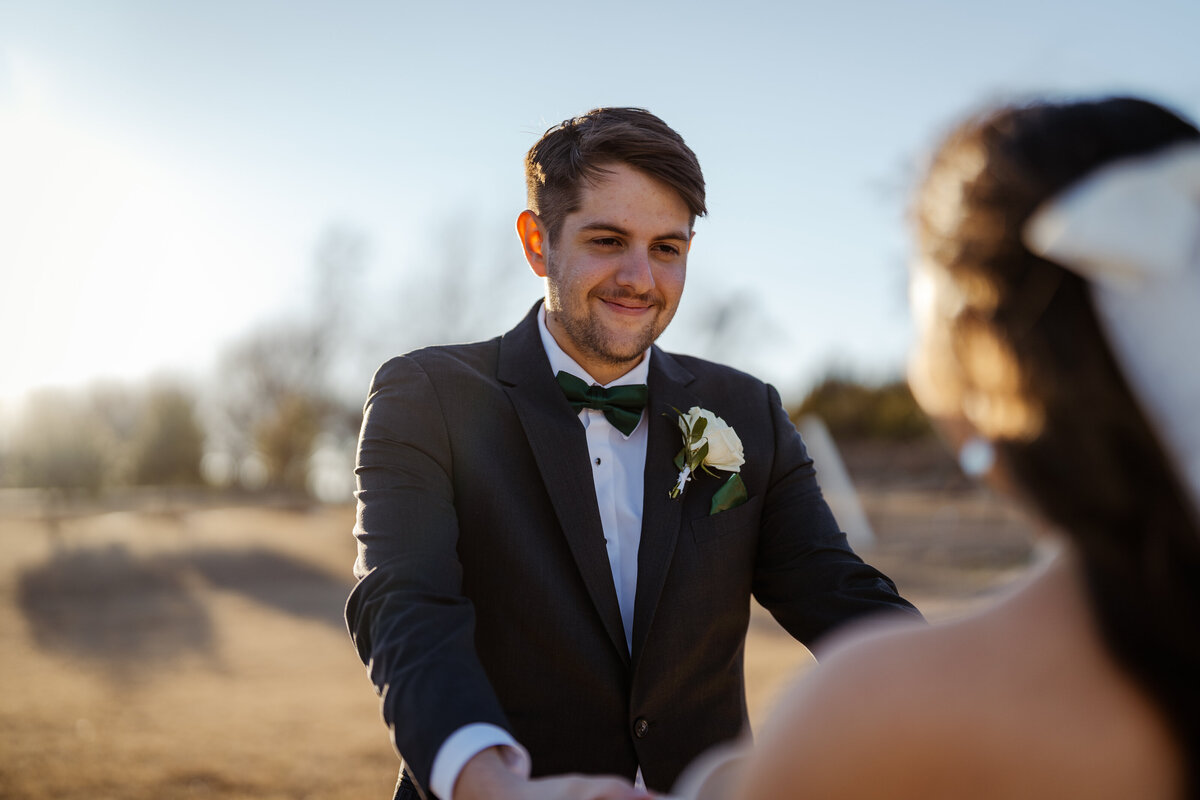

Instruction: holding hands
[523,776,660,800]
[454,747,659,800]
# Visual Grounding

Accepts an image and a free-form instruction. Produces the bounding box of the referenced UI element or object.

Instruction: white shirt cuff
[430,723,530,800]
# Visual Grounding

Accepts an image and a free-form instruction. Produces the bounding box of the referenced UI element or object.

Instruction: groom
[347,107,921,800]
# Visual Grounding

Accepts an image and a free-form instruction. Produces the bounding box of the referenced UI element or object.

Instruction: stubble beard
[555,300,662,367]
[545,265,670,368]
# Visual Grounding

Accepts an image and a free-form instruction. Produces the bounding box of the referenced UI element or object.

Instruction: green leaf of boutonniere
[710,474,748,515]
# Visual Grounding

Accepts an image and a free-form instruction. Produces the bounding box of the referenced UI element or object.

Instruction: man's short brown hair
[524,107,706,240]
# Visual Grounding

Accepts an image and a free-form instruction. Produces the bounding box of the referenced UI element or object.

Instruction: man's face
[525,162,693,384]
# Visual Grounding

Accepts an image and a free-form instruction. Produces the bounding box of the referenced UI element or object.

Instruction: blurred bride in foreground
[676,96,1200,799]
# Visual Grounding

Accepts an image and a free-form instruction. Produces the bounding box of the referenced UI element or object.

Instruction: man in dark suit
[347,107,921,800]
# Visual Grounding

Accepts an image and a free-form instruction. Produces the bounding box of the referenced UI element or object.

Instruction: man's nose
[615,250,656,294]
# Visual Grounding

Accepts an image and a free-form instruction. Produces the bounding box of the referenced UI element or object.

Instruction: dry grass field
[0,443,1042,799]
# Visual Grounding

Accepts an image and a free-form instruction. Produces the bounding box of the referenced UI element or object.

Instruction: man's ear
[517,210,548,278]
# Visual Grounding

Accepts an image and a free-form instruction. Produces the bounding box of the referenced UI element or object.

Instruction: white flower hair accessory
[670,406,747,515]
[1023,141,1200,516]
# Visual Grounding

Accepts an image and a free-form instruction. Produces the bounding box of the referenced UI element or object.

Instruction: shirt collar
[537,304,651,388]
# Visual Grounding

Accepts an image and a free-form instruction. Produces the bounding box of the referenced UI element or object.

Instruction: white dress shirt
[429,306,650,800]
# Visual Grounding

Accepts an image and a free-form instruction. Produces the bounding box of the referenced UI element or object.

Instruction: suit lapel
[497,304,630,664]
[631,347,699,665]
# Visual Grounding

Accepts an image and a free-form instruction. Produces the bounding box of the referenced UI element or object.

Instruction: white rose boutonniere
[670,406,748,514]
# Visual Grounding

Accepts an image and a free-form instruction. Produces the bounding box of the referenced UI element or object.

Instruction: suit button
[633,718,649,738]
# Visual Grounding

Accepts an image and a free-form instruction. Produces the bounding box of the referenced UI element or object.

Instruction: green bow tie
[555,371,648,436]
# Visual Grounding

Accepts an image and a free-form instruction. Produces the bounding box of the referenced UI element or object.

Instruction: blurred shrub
[1,381,206,493]
[5,389,109,494]
[253,392,324,494]
[132,385,206,485]
[792,374,933,442]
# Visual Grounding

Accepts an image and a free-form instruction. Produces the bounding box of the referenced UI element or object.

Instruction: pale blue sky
[2,0,1198,407]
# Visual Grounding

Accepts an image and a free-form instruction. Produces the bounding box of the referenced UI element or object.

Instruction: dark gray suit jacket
[346,302,919,797]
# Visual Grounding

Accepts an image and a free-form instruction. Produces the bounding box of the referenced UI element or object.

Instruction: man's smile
[595,293,660,315]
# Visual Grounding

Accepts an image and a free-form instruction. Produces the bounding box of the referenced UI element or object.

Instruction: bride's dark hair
[913,96,1200,794]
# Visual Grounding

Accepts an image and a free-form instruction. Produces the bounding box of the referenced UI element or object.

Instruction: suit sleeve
[345,355,511,790]
[752,384,923,647]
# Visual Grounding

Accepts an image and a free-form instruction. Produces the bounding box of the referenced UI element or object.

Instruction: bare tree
[208,226,369,495]
[205,215,536,499]
[384,212,534,353]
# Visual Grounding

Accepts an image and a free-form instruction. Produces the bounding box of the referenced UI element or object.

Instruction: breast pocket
[689,494,763,543]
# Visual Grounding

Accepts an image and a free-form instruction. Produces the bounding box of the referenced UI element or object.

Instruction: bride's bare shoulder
[735,562,1183,799]
[733,612,977,796]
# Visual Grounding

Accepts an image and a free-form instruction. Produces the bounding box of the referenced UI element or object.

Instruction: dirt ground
[0,443,1043,799]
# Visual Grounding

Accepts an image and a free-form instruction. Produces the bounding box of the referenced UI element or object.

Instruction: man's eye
[653,243,681,256]
[593,237,621,247]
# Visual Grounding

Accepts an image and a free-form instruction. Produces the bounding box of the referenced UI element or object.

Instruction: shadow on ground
[15,541,350,679]
[167,546,350,628]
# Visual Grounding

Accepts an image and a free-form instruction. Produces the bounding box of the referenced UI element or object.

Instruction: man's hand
[455,747,657,800]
